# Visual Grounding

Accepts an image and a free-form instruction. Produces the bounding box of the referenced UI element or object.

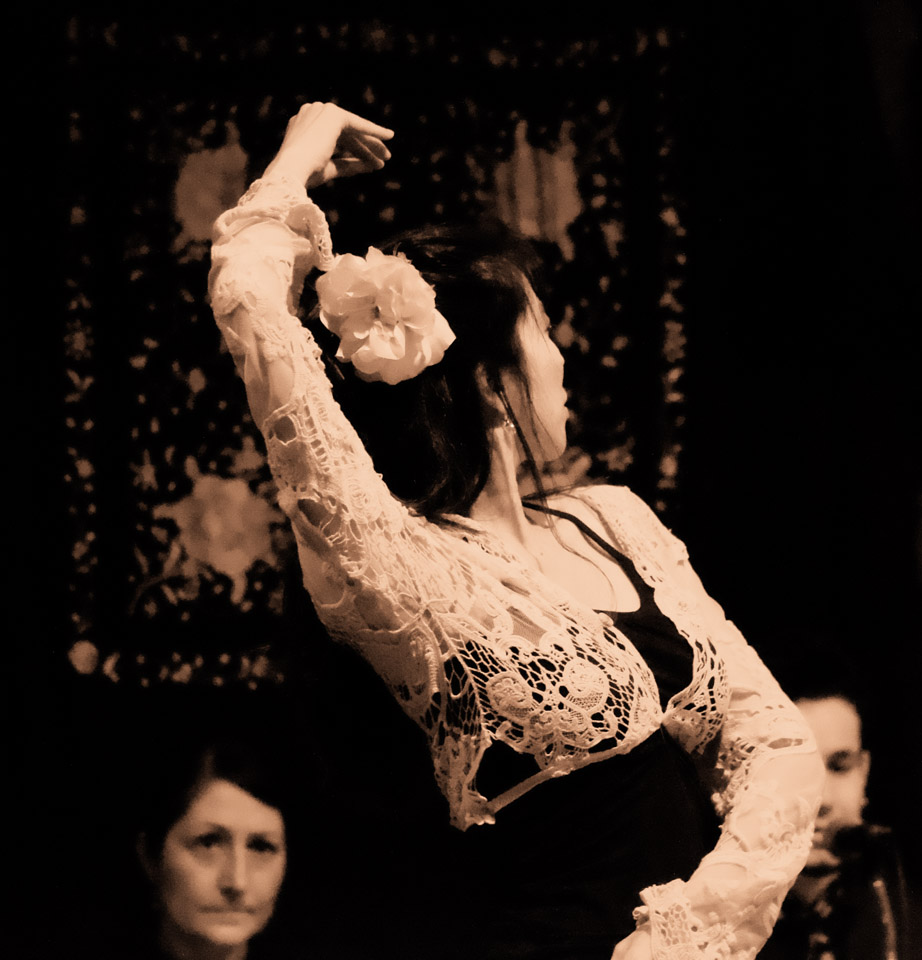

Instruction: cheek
[160,854,215,919]
[254,855,287,905]
[823,773,866,822]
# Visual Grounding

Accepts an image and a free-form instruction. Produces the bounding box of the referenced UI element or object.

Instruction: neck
[469,424,534,546]
[160,922,248,960]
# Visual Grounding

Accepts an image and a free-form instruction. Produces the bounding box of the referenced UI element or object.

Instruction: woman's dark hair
[308,219,548,519]
[135,721,296,860]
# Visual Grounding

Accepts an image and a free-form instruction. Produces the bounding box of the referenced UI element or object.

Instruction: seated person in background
[760,659,913,960]
[127,721,298,960]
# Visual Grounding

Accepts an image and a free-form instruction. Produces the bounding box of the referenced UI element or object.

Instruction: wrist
[261,157,310,188]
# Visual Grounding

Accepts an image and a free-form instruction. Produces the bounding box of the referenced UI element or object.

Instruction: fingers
[313,131,390,186]
[288,102,395,152]
[305,148,386,189]
[276,101,394,188]
[336,106,395,141]
[293,101,394,140]
[330,156,379,180]
[339,131,391,165]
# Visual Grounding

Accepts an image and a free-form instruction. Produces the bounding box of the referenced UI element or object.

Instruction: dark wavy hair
[135,731,296,861]
[307,219,548,519]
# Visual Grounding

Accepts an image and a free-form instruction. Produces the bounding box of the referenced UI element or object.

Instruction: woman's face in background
[797,696,870,867]
[506,283,569,463]
[155,778,286,953]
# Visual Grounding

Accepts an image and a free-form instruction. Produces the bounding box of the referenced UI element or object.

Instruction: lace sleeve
[207,175,454,663]
[625,500,824,960]
[209,178,537,826]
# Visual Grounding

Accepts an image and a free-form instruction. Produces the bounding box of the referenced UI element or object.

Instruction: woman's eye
[248,837,279,854]
[193,832,222,849]
[827,751,858,773]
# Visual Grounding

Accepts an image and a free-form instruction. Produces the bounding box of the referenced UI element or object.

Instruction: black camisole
[448,504,720,960]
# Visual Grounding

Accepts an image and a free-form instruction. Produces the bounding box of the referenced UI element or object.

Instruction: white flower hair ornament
[315,247,456,385]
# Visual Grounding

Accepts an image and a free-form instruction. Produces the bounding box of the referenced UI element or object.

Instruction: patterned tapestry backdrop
[60,16,692,688]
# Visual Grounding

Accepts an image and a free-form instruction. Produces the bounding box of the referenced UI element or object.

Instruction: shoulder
[554,484,690,563]
[556,483,661,527]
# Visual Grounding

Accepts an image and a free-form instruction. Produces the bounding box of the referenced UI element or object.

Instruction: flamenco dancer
[208,102,823,960]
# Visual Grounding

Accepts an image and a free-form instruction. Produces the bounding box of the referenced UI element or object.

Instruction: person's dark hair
[757,624,867,721]
[307,219,548,519]
[135,727,295,861]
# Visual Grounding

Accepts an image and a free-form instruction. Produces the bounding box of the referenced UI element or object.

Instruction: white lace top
[208,176,823,960]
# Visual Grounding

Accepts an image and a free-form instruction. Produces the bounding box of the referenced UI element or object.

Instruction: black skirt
[449,727,720,960]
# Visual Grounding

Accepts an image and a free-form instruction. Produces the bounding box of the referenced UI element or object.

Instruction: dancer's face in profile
[505,283,569,463]
[154,778,287,952]
[797,696,870,866]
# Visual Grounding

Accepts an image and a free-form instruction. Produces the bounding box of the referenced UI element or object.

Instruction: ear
[475,365,507,425]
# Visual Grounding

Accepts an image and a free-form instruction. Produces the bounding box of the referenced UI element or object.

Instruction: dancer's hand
[610,927,653,960]
[262,101,394,189]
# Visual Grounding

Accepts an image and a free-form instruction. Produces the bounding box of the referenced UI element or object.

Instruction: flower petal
[316,248,455,384]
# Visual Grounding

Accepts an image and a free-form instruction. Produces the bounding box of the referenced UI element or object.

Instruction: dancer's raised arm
[207,103,452,616]
[210,103,394,422]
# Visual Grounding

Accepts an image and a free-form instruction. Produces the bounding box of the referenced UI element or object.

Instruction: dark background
[13,4,921,957]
